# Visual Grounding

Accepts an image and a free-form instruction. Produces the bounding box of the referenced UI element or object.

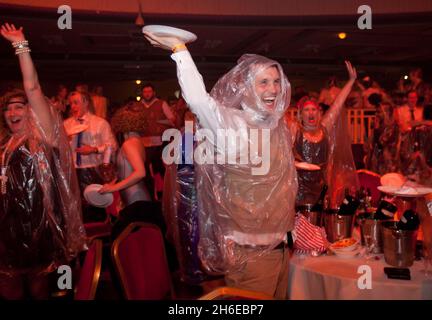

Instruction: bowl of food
[329,238,359,252]
[330,246,362,259]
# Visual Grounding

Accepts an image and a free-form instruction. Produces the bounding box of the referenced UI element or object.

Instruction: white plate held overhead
[142,25,197,43]
[84,184,114,208]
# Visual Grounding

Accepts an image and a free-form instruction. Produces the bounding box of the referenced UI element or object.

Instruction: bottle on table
[365,188,372,211]
[356,187,365,213]
[311,184,328,212]
[396,209,420,231]
[374,199,398,220]
[338,188,360,215]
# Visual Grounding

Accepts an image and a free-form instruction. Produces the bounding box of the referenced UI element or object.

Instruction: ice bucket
[296,204,323,227]
[382,221,418,267]
[324,209,354,243]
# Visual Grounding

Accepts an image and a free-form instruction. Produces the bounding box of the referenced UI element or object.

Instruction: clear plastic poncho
[186,54,298,274]
[324,107,360,207]
[290,101,359,208]
[0,99,87,276]
[163,131,206,284]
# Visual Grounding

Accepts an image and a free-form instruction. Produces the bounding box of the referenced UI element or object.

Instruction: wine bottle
[338,188,360,215]
[396,209,420,231]
[357,187,367,214]
[311,184,328,212]
[365,188,372,211]
[374,199,397,220]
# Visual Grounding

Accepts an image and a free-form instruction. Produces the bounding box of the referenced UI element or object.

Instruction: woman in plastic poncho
[0,23,86,299]
[288,62,359,208]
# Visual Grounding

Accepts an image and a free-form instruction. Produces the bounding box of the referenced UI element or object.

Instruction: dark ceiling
[1,4,432,88]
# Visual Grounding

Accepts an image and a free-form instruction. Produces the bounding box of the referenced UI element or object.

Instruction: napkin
[293,214,330,254]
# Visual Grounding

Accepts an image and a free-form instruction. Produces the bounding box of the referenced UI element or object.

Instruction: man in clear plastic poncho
[144,31,297,299]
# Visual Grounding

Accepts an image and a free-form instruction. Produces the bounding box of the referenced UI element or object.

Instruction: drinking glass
[364,235,375,260]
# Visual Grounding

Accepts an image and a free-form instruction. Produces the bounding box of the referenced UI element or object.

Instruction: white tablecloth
[288,253,432,300]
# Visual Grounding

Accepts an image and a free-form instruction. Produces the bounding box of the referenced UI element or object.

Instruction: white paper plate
[142,25,197,43]
[84,184,113,208]
[295,162,321,171]
[377,185,432,197]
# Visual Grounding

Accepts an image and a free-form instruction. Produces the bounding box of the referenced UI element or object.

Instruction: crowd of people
[0,22,431,300]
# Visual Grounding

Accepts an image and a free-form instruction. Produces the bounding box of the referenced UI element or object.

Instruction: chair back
[75,239,103,300]
[84,221,112,239]
[111,222,172,300]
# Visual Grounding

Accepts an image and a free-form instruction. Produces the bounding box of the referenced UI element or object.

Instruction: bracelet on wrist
[172,43,187,53]
[15,48,31,55]
[12,40,28,48]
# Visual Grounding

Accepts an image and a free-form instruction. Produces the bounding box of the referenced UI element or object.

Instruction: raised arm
[322,61,357,129]
[142,32,221,137]
[1,23,54,142]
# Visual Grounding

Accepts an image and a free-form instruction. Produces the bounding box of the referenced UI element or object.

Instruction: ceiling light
[338,32,347,40]
[136,96,141,101]
[404,75,409,80]
[136,80,141,85]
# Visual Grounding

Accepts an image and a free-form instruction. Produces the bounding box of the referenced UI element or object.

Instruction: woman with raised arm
[0,23,86,299]
[288,61,359,207]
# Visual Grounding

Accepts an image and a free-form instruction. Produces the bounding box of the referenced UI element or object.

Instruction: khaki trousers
[224,246,290,299]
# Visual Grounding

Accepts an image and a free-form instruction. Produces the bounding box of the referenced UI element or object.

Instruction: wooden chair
[198,286,273,300]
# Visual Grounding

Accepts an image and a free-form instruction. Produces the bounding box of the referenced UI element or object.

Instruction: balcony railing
[285,107,376,144]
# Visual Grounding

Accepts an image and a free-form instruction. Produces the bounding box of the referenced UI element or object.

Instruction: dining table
[288,251,432,300]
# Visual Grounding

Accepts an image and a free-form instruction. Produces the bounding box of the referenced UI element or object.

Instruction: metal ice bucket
[324,209,354,243]
[296,204,323,227]
[382,221,418,267]
[357,217,384,254]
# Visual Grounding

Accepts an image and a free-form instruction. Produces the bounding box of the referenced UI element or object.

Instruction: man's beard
[143,95,155,103]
